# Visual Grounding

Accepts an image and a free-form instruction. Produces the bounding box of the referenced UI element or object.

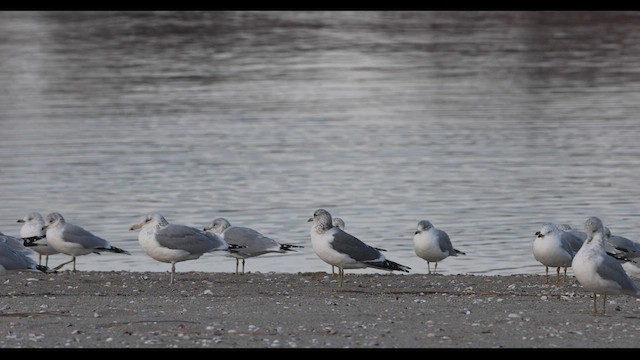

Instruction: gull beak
[415,230,420,235]
[129,223,142,231]
[17,219,24,223]
[307,217,313,222]
[202,225,211,231]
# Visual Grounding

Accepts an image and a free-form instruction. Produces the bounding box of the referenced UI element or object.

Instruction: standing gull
[330,217,346,277]
[533,222,581,284]
[413,220,465,275]
[602,227,640,279]
[202,217,303,274]
[308,209,410,287]
[328,217,386,277]
[18,212,59,267]
[43,212,130,271]
[0,232,51,273]
[572,216,640,314]
[130,214,239,284]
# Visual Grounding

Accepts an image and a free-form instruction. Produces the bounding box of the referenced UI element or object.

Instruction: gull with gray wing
[18,212,59,267]
[533,222,581,284]
[308,209,410,287]
[130,214,240,284]
[572,216,640,314]
[0,232,51,273]
[203,217,303,274]
[413,220,465,275]
[43,212,130,271]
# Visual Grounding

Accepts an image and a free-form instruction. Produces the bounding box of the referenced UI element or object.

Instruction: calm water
[2,11,640,276]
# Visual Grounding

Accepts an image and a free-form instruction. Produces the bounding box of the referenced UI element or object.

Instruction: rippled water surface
[2,11,640,276]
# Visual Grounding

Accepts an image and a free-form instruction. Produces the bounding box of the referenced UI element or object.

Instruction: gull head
[43,212,65,231]
[129,214,168,231]
[415,220,434,234]
[18,212,44,225]
[584,216,604,244]
[332,217,345,230]
[536,223,556,239]
[309,209,333,230]
[202,217,231,234]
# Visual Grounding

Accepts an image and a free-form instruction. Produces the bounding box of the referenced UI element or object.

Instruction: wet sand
[1,270,640,348]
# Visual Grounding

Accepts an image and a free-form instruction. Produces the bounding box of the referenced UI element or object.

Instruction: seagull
[202,217,303,274]
[332,217,346,231]
[17,212,59,267]
[130,214,240,284]
[330,217,346,277]
[558,224,587,243]
[413,220,465,275]
[308,209,410,287]
[328,217,387,277]
[0,232,51,273]
[533,222,581,284]
[43,212,130,271]
[603,226,640,280]
[572,216,640,314]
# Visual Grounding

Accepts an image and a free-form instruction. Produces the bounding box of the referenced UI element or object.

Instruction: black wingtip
[608,251,631,262]
[280,244,304,251]
[367,260,411,273]
[228,243,247,250]
[96,246,131,255]
[22,235,46,245]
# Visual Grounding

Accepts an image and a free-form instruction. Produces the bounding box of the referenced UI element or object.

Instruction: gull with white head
[413,220,465,275]
[130,214,240,284]
[43,212,130,271]
[533,222,582,284]
[202,217,303,274]
[18,212,59,267]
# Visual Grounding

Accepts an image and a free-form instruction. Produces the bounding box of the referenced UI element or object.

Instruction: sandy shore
[1,270,640,348]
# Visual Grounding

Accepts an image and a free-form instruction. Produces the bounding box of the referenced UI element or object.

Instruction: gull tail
[22,235,46,246]
[608,251,632,263]
[280,243,304,252]
[365,259,411,273]
[96,246,131,255]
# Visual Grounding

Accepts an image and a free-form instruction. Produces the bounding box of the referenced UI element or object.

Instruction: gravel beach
[1,270,640,349]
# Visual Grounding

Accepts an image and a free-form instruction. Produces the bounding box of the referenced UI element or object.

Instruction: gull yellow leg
[545,266,549,284]
[53,256,75,271]
[169,261,176,285]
